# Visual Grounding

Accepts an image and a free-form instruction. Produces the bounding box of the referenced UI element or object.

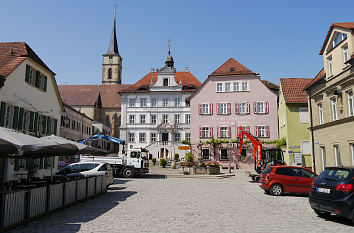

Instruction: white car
[55,162,114,186]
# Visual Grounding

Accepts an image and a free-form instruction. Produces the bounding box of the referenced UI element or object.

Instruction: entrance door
[162,133,168,142]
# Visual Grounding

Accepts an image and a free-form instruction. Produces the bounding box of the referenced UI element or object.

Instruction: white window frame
[128,133,135,142]
[257,102,265,114]
[225,82,231,92]
[258,126,266,137]
[185,114,190,124]
[174,133,180,142]
[139,133,146,143]
[202,127,209,138]
[343,45,349,65]
[239,103,246,114]
[128,99,136,107]
[301,140,310,155]
[348,91,354,117]
[163,114,168,124]
[233,82,239,92]
[202,148,210,160]
[140,98,147,107]
[299,107,309,124]
[140,114,146,124]
[320,146,326,170]
[220,103,227,115]
[242,82,249,91]
[174,114,180,124]
[318,103,324,124]
[201,104,210,115]
[216,83,223,92]
[334,144,340,166]
[151,133,156,142]
[220,148,228,160]
[185,132,191,142]
[328,56,333,77]
[175,98,181,107]
[163,98,169,107]
[151,114,157,124]
[129,115,135,124]
[220,126,228,138]
[151,98,157,107]
[331,98,338,121]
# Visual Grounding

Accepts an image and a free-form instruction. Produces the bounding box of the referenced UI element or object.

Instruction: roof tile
[304,68,326,90]
[280,78,312,104]
[209,58,254,76]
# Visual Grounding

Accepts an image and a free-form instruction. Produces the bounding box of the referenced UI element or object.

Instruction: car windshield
[317,169,351,182]
[79,163,99,172]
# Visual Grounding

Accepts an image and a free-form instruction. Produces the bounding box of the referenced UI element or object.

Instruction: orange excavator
[237,126,285,181]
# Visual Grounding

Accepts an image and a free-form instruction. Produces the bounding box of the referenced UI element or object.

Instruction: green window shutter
[0,101,6,127]
[29,112,34,132]
[12,106,19,129]
[34,112,39,133]
[54,119,58,135]
[25,64,30,83]
[44,76,48,92]
[41,115,46,134]
[18,108,24,130]
[35,70,41,88]
[46,116,51,135]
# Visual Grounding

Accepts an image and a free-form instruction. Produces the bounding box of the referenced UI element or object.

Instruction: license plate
[317,187,330,194]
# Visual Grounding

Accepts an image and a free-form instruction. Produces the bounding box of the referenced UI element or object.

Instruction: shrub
[185,153,194,163]
[160,158,167,168]
[174,153,179,161]
[152,158,156,165]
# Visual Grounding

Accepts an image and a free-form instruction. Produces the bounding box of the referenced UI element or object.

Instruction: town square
[0,0,354,232]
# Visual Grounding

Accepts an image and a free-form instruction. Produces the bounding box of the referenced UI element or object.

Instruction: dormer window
[328,32,347,51]
[230,68,235,72]
[163,78,169,86]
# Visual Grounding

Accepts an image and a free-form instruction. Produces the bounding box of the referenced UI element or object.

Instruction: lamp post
[197,141,203,166]
[228,142,232,173]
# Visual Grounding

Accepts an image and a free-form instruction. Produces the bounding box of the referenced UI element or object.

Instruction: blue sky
[1,0,354,85]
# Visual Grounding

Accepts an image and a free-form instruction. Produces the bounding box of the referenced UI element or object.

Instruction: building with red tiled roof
[305,23,354,173]
[278,78,312,168]
[188,57,279,169]
[119,45,202,160]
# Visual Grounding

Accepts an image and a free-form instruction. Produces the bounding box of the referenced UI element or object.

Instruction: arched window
[108,68,112,79]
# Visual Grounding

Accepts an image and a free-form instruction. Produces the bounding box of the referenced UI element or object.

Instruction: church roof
[209,58,255,76]
[106,14,119,55]
[119,71,202,93]
[58,84,131,109]
[0,42,55,78]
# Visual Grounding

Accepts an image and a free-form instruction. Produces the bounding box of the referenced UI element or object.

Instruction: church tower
[102,9,122,85]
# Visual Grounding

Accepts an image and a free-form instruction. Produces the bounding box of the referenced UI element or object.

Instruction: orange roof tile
[209,58,255,76]
[304,68,326,90]
[320,22,354,55]
[280,78,312,104]
[0,42,54,77]
[58,84,131,109]
[119,71,201,93]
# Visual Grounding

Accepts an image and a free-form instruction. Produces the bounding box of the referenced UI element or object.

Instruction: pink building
[189,58,279,168]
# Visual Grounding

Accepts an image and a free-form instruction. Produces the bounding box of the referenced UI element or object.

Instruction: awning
[41,135,106,155]
[0,127,79,157]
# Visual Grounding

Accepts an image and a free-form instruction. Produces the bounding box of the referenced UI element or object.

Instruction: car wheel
[123,168,134,178]
[314,209,331,218]
[270,184,283,196]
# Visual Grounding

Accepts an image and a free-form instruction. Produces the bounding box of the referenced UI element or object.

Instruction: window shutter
[42,115,47,134]
[14,159,19,171]
[46,116,51,135]
[25,64,30,83]
[235,103,239,114]
[254,126,259,137]
[254,102,258,113]
[39,157,44,169]
[199,127,202,138]
[227,103,231,115]
[209,104,213,115]
[12,106,19,129]
[228,126,231,138]
[29,112,34,132]
[44,76,48,92]
[265,102,269,114]
[35,70,41,88]
[0,101,6,127]
[34,112,39,132]
[246,102,250,114]
[54,119,58,135]
[198,104,202,115]
[217,126,220,138]
[216,103,220,115]
[266,126,270,137]
[210,127,213,138]
[18,108,24,130]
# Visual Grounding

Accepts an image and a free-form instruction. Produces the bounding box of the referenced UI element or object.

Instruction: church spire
[107,6,119,55]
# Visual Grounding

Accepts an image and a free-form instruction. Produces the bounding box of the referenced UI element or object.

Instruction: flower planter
[207,166,220,175]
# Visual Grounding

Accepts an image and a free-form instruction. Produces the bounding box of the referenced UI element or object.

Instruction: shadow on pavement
[9,189,137,233]
[113,178,130,185]
[322,215,353,226]
[137,174,167,179]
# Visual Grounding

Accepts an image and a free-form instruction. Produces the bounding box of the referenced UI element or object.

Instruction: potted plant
[206,162,220,175]
[160,158,167,168]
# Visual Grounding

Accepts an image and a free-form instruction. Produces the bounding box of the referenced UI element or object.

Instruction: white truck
[80,148,149,178]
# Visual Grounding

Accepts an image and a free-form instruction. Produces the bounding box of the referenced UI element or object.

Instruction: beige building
[0,42,63,181]
[305,23,354,173]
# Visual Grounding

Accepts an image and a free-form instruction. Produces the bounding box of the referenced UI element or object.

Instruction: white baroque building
[119,47,201,160]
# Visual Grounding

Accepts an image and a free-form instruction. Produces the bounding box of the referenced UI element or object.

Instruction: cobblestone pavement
[9,169,354,233]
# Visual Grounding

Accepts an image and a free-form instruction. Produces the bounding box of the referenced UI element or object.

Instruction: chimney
[151,68,154,72]
[185,67,189,72]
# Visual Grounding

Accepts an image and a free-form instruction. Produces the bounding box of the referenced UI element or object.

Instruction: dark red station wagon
[260,166,317,196]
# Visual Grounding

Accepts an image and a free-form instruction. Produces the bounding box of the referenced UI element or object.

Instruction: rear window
[275,167,291,176]
[262,167,273,174]
[79,163,99,172]
[98,164,107,171]
[318,169,351,182]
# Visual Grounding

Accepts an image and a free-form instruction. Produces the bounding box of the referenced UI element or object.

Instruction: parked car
[309,167,354,223]
[260,166,317,196]
[55,162,114,186]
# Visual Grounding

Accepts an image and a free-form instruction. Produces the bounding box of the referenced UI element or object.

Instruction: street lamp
[228,142,232,173]
[197,141,203,166]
